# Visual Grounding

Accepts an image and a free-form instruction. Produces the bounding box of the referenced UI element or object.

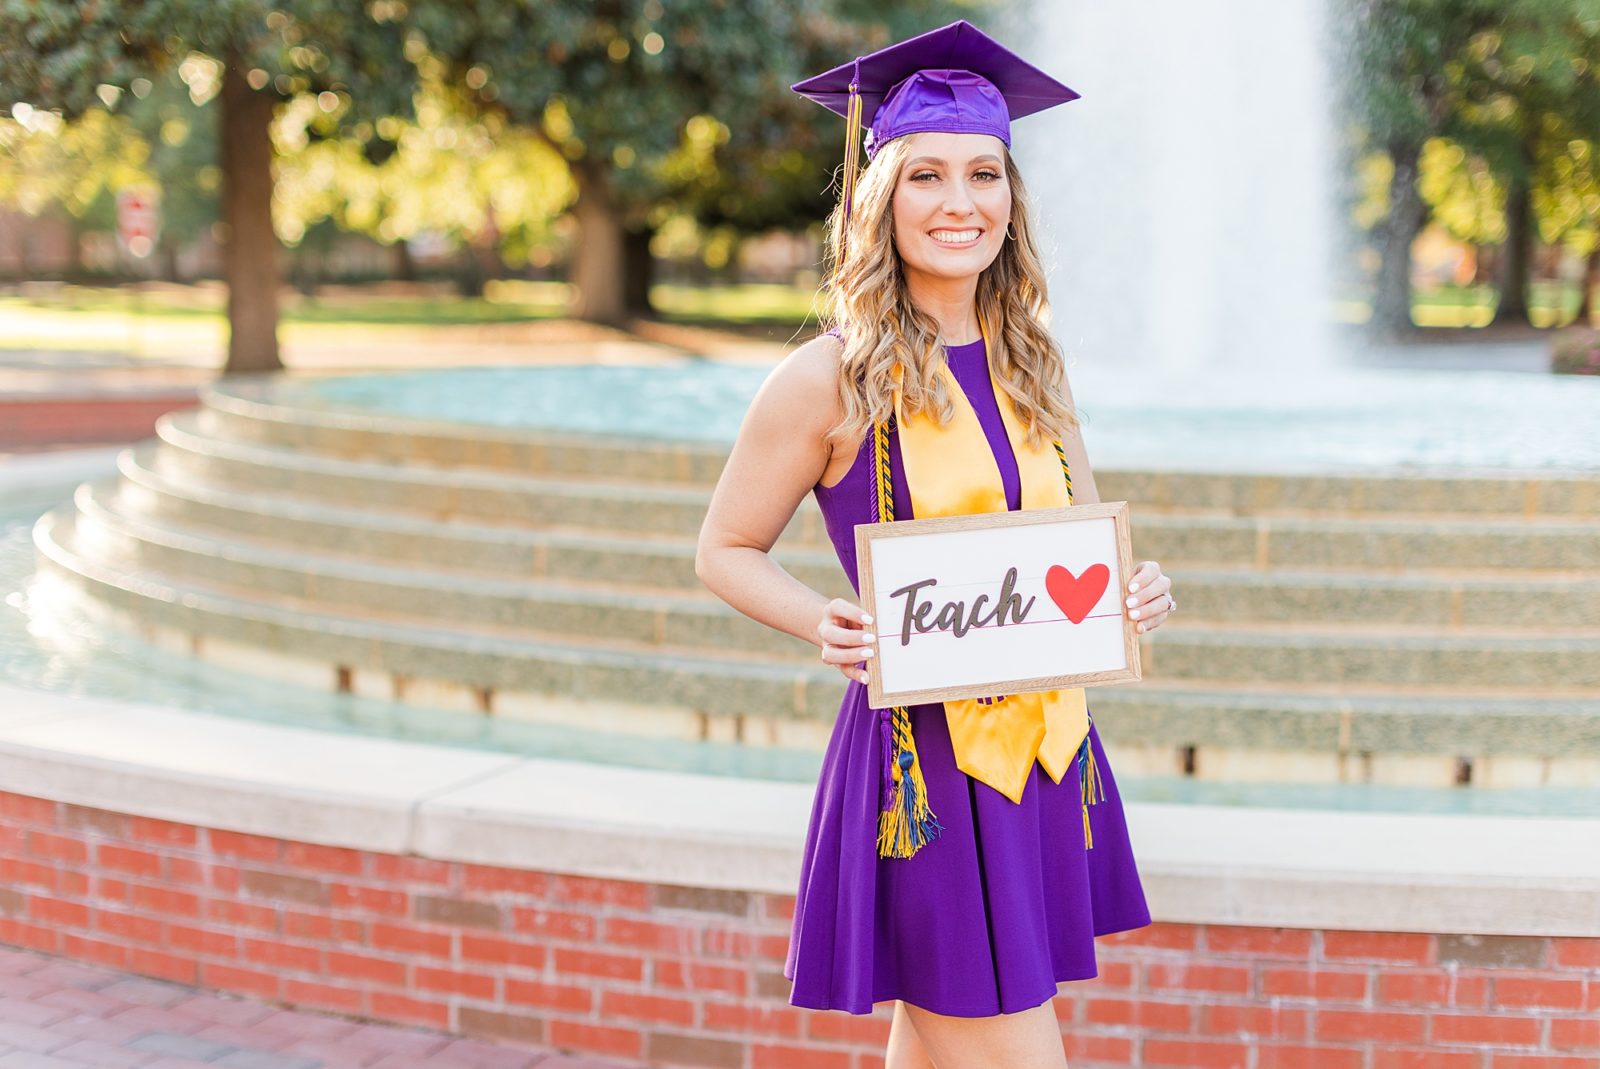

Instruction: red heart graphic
[1045,563,1110,624]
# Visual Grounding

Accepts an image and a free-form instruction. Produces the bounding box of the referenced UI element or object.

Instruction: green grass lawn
[1,279,1588,356]
[1399,281,1592,329]
[652,282,823,325]
[0,280,821,351]
[1,281,570,324]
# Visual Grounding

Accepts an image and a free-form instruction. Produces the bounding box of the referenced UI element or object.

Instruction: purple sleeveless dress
[782,337,1152,1017]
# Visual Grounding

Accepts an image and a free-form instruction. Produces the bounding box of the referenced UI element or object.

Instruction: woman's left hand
[1125,560,1175,634]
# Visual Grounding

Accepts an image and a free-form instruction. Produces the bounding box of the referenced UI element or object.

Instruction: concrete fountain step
[149,415,1600,574]
[1146,628,1600,695]
[115,447,850,595]
[1174,568,1600,631]
[51,490,1600,696]
[80,480,1600,658]
[1094,683,1600,778]
[37,506,834,725]
[34,507,1600,775]
[200,378,1600,521]
[157,410,823,546]
[199,378,738,488]
[74,480,817,660]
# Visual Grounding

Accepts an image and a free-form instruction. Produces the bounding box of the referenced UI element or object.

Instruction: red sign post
[116,189,160,259]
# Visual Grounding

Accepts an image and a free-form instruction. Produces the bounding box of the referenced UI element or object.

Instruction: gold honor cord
[870,328,1103,859]
[872,419,943,859]
[1049,434,1104,844]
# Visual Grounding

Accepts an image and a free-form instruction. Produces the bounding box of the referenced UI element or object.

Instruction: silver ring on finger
[1166,594,1176,613]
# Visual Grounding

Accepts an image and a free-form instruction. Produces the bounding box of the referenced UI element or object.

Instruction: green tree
[0,1,413,371]
[1339,0,1502,334]
[414,0,974,324]
[0,104,149,277]
[1446,1,1600,326]
[122,69,225,281]
[1341,0,1600,332]
[1538,134,1600,322]
[271,72,574,296]
[662,4,969,294]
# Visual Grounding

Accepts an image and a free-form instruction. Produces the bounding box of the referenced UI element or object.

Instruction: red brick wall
[0,396,196,448]
[1,791,1596,1069]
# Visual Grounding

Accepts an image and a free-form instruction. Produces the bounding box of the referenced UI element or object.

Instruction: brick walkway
[0,947,624,1069]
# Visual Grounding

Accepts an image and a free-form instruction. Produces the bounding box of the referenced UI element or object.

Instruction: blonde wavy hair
[821,135,1078,449]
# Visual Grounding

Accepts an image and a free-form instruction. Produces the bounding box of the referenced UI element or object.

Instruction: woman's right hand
[817,598,877,685]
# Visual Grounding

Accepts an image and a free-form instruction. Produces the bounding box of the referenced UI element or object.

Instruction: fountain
[1019,0,1338,377]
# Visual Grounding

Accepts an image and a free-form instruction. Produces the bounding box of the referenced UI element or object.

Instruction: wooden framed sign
[854,502,1141,709]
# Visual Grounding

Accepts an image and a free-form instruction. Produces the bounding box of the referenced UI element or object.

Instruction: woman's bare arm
[695,334,860,651]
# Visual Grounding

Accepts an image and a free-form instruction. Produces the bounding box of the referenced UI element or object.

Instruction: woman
[695,20,1176,1069]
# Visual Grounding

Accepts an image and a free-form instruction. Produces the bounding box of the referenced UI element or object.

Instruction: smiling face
[890,131,1013,294]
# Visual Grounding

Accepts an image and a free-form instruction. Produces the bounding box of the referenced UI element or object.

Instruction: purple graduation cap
[792,19,1080,231]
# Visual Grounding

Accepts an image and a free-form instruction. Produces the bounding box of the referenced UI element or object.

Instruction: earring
[1005,221,1017,241]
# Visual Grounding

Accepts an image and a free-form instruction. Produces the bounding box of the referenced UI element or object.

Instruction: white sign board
[855,502,1141,709]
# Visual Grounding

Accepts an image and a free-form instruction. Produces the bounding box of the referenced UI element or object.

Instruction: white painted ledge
[0,684,1596,938]
[0,446,125,492]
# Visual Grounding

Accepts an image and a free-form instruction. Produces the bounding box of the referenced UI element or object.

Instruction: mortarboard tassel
[872,417,942,859]
[838,59,864,257]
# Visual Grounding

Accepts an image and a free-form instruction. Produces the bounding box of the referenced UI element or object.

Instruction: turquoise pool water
[7,480,1599,816]
[292,361,1600,472]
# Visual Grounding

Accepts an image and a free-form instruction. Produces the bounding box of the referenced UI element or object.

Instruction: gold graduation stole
[873,325,1105,859]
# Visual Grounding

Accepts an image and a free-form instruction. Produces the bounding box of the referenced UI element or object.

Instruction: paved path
[0,947,623,1069]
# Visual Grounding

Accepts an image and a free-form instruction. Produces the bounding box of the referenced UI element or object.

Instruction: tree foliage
[271,75,574,265]
[1340,0,1600,328]
[409,0,978,319]
[0,0,412,118]
[0,106,148,220]
[0,0,416,368]
[2,0,997,327]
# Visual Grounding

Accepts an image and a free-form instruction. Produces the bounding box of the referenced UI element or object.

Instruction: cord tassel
[877,704,943,858]
[1076,718,1104,850]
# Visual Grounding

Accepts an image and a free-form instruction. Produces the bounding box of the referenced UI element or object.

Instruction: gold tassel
[1077,721,1104,851]
[877,704,943,858]
[838,63,864,260]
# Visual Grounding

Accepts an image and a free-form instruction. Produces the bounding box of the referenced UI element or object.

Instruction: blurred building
[0,209,75,278]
